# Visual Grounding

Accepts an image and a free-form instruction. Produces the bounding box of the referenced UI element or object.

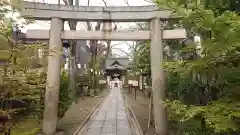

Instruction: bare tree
[61,0,79,102]
[86,0,119,95]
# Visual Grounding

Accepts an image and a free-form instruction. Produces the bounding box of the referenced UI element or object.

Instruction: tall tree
[61,0,78,101]
[153,0,240,134]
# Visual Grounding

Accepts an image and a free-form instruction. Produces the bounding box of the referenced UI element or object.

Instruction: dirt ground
[57,88,109,135]
[123,89,155,135]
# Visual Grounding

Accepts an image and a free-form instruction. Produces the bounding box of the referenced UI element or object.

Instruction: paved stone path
[79,87,132,135]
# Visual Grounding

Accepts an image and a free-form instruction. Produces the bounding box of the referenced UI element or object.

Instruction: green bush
[165,61,240,134]
[58,71,72,119]
[29,72,72,121]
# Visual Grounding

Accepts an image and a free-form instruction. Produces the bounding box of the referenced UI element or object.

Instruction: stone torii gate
[20,1,186,135]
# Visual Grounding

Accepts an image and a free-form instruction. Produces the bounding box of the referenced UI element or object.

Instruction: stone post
[139,75,142,90]
[150,18,167,135]
[107,76,111,87]
[122,76,125,84]
[43,18,63,135]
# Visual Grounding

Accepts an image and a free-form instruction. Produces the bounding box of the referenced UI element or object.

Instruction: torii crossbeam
[21,1,175,21]
[25,29,186,40]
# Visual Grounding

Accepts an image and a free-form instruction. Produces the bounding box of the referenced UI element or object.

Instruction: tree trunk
[88,22,101,95]
[90,40,98,95]
[148,93,153,128]
[63,0,78,101]
[106,40,111,57]
[69,41,77,102]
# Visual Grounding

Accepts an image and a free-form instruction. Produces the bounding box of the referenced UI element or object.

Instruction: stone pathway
[79,87,132,135]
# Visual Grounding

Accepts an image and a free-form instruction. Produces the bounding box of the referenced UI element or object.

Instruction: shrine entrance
[105,57,129,83]
[20,1,187,134]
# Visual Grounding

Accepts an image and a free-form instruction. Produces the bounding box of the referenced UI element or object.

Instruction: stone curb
[122,89,144,135]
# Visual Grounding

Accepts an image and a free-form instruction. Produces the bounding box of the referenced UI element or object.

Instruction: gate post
[43,18,63,135]
[150,18,167,135]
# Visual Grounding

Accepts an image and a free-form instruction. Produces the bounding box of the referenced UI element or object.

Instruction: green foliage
[1,44,72,133]
[164,47,240,133]
[0,14,72,135]
[164,48,240,133]
[134,41,151,75]
[16,128,41,135]
[58,71,72,119]
[0,0,11,20]
[165,90,240,133]
[31,72,73,122]
[0,2,72,134]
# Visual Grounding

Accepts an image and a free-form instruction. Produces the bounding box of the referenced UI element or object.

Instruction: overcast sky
[21,0,153,57]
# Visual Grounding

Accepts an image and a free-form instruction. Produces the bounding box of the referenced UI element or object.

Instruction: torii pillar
[150,18,167,135]
[43,18,63,135]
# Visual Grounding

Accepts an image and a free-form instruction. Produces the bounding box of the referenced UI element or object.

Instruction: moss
[11,118,41,135]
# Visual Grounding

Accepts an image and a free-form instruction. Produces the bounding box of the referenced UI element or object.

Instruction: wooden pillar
[43,18,63,135]
[150,18,167,135]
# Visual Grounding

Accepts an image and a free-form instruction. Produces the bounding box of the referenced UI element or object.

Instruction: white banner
[99,80,107,84]
[128,80,138,86]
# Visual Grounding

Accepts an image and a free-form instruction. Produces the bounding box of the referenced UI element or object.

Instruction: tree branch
[101,0,107,6]
[112,48,132,58]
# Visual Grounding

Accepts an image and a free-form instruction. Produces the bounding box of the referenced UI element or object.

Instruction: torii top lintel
[20,1,179,22]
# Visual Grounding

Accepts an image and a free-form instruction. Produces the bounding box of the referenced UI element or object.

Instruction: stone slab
[81,87,132,135]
